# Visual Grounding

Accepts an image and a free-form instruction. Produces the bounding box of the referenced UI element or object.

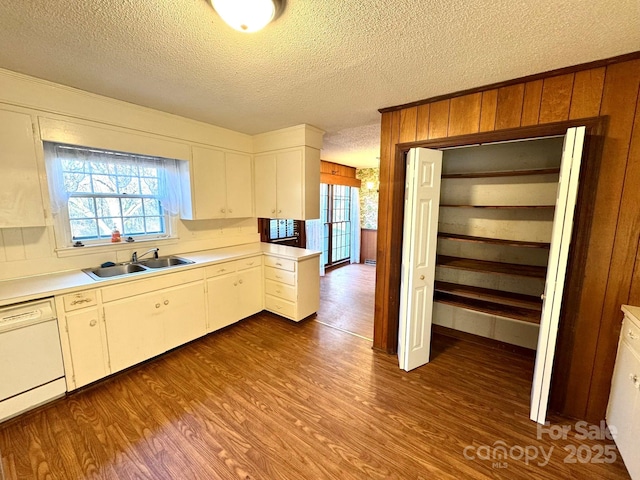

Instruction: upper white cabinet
[0,109,46,227]
[254,147,320,220]
[180,146,253,220]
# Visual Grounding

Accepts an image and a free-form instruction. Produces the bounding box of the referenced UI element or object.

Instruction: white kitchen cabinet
[0,108,46,227]
[180,146,253,220]
[55,290,110,391]
[263,253,320,321]
[607,306,640,480]
[102,270,206,373]
[206,255,263,332]
[254,147,320,220]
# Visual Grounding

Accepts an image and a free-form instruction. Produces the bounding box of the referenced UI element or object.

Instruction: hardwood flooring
[317,264,375,339]
[0,313,630,479]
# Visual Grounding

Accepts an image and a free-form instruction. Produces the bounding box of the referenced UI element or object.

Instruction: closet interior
[433,136,566,351]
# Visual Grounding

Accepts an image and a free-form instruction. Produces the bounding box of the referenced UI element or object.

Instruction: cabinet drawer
[237,256,262,271]
[264,256,295,272]
[622,315,640,355]
[265,295,296,319]
[205,261,237,278]
[62,290,97,311]
[265,279,296,302]
[264,266,295,286]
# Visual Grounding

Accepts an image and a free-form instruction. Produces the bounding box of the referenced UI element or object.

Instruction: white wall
[0,69,262,282]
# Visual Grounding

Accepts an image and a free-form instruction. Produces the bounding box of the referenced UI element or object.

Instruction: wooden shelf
[434,291,542,325]
[438,232,551,249]
[441,168,560,179]
[439,204,555,209]
[435,281,542,310]
[436,255,547,278]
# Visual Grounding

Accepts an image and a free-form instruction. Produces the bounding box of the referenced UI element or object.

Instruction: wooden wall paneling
[495,84,525,130]
[447,93,482,137]
[569,68,606,120]
[538,74,575,124]
[563,60,640,420]
[374,111,398,350]
[630,237,640,303]
[428,100,450,139]
[416,104,430,141]
[360,229,378,264]
[587,79,640,421]
[399,107,418,143]
[479,90,498,132]
[521,80,543,126]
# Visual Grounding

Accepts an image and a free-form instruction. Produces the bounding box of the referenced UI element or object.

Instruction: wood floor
[0,310,631,479]
[317,263,375,339]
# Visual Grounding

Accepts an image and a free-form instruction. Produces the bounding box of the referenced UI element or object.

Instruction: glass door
[320,183,352,267]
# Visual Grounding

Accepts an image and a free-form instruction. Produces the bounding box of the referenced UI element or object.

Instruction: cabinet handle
[164,300,169,306]
[155,303,161,309]
[275,275,282,279]
[419,275,425,280]
[541,294,545,300]
[219,268,226,273]
[228,209,233,213]
[276,289,281,294]
[239,279,243,284]
[233,282,238,286]
[628,329,639,340]
[247,262,254,266]
[278,210,282,214]
[276,262,283,266]
[220,208,226,213]
[71,298,92,305]
[271,209,276,214]
[89,319,97,327]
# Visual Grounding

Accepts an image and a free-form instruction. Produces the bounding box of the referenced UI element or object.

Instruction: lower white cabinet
[102,270,206,374]
[607,305,640,480]
[56,290,110,390]
[263,254,320,321]
[206,255,263,332]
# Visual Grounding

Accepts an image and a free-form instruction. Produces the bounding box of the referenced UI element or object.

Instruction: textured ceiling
[0,1,638,168]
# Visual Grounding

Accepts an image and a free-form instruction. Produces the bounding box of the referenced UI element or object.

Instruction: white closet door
[530,126,586,424]
[398,148,443,371]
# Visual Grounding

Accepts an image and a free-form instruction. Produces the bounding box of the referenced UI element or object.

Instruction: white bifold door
[398,148,443,371]
[530,126,585,424]
[399,127,585,424]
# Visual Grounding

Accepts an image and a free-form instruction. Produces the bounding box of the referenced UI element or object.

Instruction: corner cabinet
[607,306,640,480]
[0,108,46,227]
[263,253,320,321]
[180,146,253,220]
[254,147,320,220]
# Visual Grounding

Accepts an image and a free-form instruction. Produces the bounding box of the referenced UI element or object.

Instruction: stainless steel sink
[138,256,194,269]
[83,256,194,280]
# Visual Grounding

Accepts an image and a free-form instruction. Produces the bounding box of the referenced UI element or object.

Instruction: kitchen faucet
[132,248,159,263]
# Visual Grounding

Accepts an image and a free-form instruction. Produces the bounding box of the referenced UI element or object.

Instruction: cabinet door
[162,282,206,351]
[0,109,46,227]
[607,343,640,464]
[104,292,165,373]
[191,146,227,219]
[225,152,253,218]
[254,154,277,218]
[237,266,263,319]
[66,309,109,388]
[276,149,303,219]
[207,273,240,332]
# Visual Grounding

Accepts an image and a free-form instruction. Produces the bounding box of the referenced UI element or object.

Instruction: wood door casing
[375,54,640,422]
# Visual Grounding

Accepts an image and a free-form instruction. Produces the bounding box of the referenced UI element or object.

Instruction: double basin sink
[83,256,194,281]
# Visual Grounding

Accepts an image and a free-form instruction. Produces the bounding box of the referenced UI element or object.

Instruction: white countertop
[0,243,320,307]
[622,305,640,323]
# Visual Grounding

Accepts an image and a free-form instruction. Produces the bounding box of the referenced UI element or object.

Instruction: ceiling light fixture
[211,0,283,33]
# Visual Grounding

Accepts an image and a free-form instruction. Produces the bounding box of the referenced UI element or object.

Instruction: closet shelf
[434,291,542,325]
[439,204,556,209]
[436,255,547,278]
[438,232,551,249]
[434,281,542,310]
[441,167,561,179]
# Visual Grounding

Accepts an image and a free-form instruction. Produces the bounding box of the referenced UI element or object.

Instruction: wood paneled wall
[320,160,361,187]
[374,54,640,422]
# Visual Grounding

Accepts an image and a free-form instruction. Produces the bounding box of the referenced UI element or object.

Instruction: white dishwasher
[0,298,66,422]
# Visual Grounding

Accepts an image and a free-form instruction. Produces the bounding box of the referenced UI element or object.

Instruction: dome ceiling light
[211,0,284,33]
